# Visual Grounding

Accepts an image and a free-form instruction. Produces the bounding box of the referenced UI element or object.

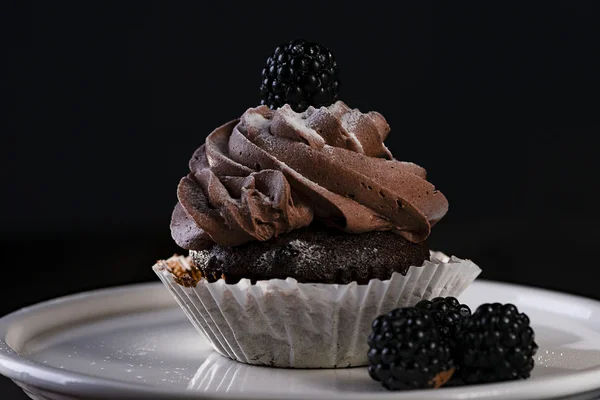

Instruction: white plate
[1,281,600,400]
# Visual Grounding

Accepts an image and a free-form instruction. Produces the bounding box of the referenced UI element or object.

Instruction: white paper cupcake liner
[153,251,480,368]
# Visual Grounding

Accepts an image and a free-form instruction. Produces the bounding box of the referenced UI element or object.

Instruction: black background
[2,1,600,398]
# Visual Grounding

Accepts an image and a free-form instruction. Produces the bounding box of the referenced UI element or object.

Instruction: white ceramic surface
[1,281,600,400]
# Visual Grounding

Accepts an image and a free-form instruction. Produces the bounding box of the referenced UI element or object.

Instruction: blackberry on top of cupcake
[170,39,449,285]
[260,39,340,112]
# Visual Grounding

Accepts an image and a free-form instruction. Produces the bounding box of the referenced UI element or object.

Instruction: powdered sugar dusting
[279,105,325,148]
[340,110,362,132]
[244,113,270,131]
[253,238,324,278]
[327,100,350,118]
[340,110,364,153]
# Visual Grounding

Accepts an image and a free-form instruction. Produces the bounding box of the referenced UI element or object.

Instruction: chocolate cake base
[189,225,430,284]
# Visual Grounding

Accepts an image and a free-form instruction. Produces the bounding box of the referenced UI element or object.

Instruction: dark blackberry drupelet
[260,39,340,112]
[456,303,538,384]
[415,297,472,342]
[367,308,455,390]
[414,297,472,387]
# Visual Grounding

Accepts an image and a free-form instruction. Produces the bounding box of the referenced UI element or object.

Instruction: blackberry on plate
[415,297,472,341]
[260,39,340,112]
[456,303,538,384]
[368,308,455,390]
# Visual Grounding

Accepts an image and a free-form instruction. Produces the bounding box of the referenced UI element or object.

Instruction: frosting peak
[171,101,448,250]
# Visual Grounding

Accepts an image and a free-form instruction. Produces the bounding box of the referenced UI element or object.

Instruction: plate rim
[1,280,600,400]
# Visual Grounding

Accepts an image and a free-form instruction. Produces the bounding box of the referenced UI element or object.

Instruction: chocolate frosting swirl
[171,101,448,250]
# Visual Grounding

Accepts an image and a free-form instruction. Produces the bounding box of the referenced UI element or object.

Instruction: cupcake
[154,39,480,368]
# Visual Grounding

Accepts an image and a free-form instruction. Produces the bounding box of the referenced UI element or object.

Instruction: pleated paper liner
[153,251,480,368]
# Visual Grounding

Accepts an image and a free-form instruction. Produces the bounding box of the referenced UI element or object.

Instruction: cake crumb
[160,255,203,287]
